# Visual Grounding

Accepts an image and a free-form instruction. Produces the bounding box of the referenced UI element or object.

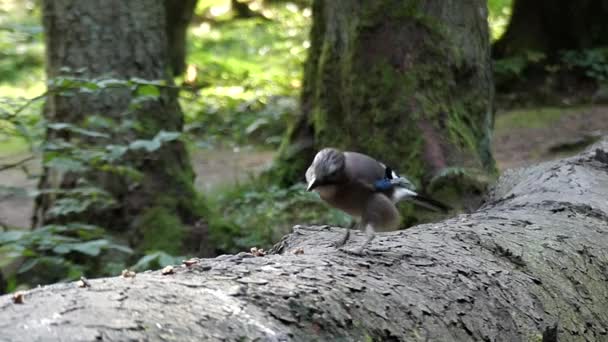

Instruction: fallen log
[1,140,607,341]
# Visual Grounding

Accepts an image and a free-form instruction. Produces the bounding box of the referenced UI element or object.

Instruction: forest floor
[1,104,608,229]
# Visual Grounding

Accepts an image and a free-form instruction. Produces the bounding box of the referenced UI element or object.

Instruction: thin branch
[0,155,35,172]
[9,92,47,118]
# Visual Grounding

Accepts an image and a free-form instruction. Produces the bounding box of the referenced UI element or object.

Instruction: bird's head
[306,148,346,191]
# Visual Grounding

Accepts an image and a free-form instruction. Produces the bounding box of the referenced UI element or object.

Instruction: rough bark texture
[4,140,607,341]
[493,0,608,59]
[165,0,198,75]
[272,0,495,216]
[35,1,211,256]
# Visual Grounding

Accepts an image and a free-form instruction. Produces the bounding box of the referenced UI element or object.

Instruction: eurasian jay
[306,147,449,253]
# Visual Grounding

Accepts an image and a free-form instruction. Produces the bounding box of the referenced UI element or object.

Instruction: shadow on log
[1,140,608,341]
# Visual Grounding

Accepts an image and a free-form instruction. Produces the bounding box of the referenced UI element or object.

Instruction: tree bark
[271,0,495,216]
[165,0,198,76]
[35,1,210,258]
[4,139,608,341]
[493,0,608,59]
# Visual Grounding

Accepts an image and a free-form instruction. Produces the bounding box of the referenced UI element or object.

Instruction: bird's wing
[344,151,417,189]
[343,152,386,185]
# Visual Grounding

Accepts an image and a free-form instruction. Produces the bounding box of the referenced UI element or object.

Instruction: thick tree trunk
[492,0,608,98]
[493,0,608,59]
[34,1,210,257]
[272,0,495,217]
[4,140,607,341]
[165,0,198,75]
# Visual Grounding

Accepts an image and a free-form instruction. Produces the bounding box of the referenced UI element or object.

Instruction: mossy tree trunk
[273,0,495,215]
[35,1,211,258]
[493,0,608,59]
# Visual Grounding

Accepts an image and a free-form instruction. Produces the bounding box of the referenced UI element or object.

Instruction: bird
[305,147,449,254]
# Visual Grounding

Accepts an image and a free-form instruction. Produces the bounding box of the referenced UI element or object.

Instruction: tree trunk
[4,140,607,341]
[165,0,198,75]
[271,0,495,217]
[34,1,211,257]
[492,0,608,100]
[493,0,608,59]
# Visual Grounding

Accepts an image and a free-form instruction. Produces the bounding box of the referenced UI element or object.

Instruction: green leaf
[105,145,129,161]
[80,83,100,93]
[107,243,133,254]
[70,239,108,256]
[0,231,26,244]
[157,252,182,267]
[52,244,72,255]
[136,84,161,98]
[47,122,110,138]
[154,130,181,143]
[97,78,129,88]
[85,115,116,129]
[132,253,160,271]
[129,139,161,152]
[18,259,39,273]
[48,198,93,216]
[45,157,88,173]
[130,78,167,86]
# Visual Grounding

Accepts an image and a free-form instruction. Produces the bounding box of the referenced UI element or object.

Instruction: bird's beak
[306,176,319,191]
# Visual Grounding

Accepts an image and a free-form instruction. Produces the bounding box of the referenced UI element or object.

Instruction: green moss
[137,206,184,254]
[447,108,481,156]
[129,136,209,256]
[428,167,494,210]
[495,106,586,130]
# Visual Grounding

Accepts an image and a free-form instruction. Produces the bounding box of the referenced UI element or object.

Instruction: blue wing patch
[374,178,393,191]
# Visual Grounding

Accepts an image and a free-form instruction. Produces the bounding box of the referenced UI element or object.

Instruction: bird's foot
[337,231,374,256]
[331,228,350,248]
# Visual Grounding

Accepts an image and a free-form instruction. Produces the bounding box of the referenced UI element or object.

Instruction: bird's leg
[339,223,375,256]
[353,223,376,255]
[331,221,356,247]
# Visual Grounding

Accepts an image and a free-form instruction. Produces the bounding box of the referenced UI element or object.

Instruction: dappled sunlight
[180,2,310,149]
[488,0,512,41]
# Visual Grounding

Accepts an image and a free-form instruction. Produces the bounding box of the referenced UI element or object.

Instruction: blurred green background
[2,0,607,292]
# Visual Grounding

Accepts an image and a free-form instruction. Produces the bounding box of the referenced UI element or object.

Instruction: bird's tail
[409,194,451,213]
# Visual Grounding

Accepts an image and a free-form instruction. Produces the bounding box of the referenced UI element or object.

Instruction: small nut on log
[12,291,24,304]
[292,247,304,255]
[78,276,91,288]
[250,247,266,257]
[182,258,199,267]
[121,269,136,278]
[161,265,174,275]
